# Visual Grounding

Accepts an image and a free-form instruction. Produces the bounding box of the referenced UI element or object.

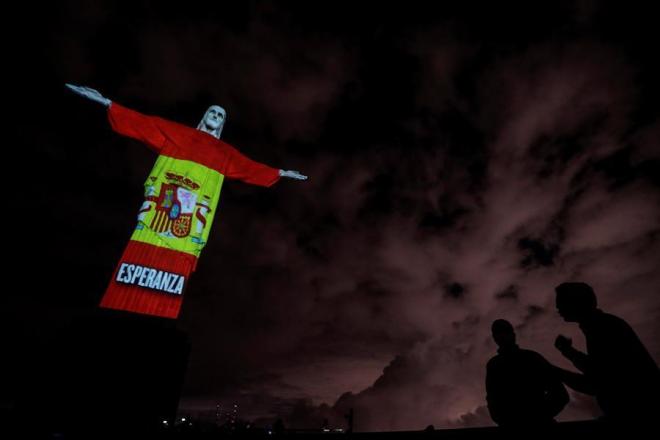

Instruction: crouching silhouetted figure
[486,319,568,429]
[553,282,660,427]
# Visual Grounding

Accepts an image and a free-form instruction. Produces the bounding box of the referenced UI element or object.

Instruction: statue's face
[198,105,227,138]
[204,105,226,129]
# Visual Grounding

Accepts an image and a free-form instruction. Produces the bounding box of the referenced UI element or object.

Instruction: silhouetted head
[491,319,516,349]
[555,282,597,322]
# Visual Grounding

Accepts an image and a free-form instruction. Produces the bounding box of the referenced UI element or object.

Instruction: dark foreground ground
[4,310,655,439]
[3,415,655,440]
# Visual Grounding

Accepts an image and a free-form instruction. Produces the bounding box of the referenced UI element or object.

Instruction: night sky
[8,0,660,431]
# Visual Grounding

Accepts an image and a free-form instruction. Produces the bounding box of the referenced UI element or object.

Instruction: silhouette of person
[486,319,569,428]
[553,282,660,423]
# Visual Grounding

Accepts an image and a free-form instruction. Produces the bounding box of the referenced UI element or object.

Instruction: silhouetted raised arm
[555,335,592,374]
[553,366,596,395]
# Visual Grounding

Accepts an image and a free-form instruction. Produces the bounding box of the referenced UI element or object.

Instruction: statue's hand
[279,169,308,180]
[555,335,573,353]
[65,83,111,107]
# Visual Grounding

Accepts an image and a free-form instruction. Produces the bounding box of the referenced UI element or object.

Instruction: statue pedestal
[19,308,190,436]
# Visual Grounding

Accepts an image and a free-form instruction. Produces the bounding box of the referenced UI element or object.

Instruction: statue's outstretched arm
[279,169,308,180]
[65,83,112,107]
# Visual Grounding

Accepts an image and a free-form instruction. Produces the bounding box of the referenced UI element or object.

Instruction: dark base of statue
[13,307,190,437]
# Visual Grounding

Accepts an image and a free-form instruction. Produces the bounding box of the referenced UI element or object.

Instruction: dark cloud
[495,284,519,301]
[444,282,467,300]
[518,237,559,268]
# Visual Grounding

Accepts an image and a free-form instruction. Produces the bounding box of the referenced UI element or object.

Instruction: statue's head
[197,105,227,139]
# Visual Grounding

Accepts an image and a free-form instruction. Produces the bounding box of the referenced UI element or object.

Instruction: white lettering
[131,266,144,284]
[152,271,163,289]
[173,276,184,295]
[145,269,157,288]
[159,273,170,291]
[167,274,179,293]
[115,263,186,296]
[126,264,135,281]
[138,268,149,286]
[116,263,128,282]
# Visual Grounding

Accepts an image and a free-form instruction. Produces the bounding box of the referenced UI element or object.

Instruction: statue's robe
[100,103,280,318]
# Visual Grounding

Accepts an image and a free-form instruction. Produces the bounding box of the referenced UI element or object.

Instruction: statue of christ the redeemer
[66,83,307,319]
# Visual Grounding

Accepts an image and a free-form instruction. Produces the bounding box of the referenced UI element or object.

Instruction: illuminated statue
[66,83,307,318]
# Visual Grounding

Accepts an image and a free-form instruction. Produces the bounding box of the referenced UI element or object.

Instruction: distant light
[322,428,331,432]
[162,420,168,425]
[268,430,273,435]
[181,417,186,422]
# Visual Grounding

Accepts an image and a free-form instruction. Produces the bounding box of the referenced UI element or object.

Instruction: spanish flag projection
[100,103,280,318]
